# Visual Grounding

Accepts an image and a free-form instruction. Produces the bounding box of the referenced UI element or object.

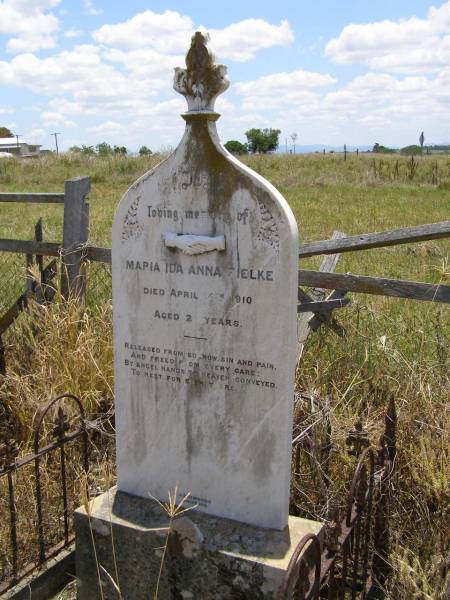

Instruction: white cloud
[93,10,293,61]
[41,110,75,127]
[236,69,335,99]
[6,5,449,149]
[101,47,182,83]
[0,8,301,149]
[0,0,61,53]
[235,69,336,112]
[92,10,193,52]
[64,29,83,39]
[88,121,123,135]
[229,65,450,146]
[205,19,294,61]
[0,45,154,100]
[84,0,102,16]
[28,127,47,143]
[324,71,450,126]
[325,1,450,73]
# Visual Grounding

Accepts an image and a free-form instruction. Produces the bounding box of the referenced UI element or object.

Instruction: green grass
[1,152,448,331]
[0,152,449,598]
[0,152,448,261]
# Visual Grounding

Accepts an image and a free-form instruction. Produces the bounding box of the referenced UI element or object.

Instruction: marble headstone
[112,32,299,530]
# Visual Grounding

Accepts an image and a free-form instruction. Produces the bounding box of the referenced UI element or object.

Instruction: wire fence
[0,256,112,317]
[0,253,28,314]
[85,260,112,308]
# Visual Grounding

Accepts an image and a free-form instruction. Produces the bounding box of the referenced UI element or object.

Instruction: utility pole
[15,134,21,156]
[419,131,425,156]
[51,132,61,155]
[285,138,288,154]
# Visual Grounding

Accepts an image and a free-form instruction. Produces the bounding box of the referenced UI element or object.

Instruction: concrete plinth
[75,488,323,599]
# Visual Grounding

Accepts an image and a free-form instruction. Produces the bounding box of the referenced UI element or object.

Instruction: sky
[1,0,449,152]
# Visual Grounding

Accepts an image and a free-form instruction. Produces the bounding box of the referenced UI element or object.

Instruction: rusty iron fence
[1,392,395,598]
[0,393,114,595]
[279,398,397,600]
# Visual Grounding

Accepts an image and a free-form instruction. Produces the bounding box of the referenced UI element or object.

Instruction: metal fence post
[371,396,397,598]
[61,177,90,300]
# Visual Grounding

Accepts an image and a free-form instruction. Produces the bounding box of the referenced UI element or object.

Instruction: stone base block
[75,487,323,599]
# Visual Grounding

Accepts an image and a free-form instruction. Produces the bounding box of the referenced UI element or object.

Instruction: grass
[0,152,449,598]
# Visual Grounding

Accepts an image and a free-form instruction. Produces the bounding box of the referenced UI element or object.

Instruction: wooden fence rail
[298,271,450,303]
[0,193,65,203]
[1,183,449,307]
[0,239,60,256]
[0,178,90,298]
[298,220,450,258]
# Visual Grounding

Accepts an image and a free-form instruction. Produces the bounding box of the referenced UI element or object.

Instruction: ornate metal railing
[279,398,396,599]
[1,392,395,598]
[0,393,114,595]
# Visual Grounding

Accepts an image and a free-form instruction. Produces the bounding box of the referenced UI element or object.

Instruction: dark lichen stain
[249,424,276,482]
[130,393,147,465]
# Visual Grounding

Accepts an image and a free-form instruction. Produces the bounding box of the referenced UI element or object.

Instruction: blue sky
[1,0,449,151]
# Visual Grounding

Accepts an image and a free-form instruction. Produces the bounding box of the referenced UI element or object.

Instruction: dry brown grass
[295,302,449,599]
[1,288,113,442]
[1,289,448,597]
[0,152,449,596]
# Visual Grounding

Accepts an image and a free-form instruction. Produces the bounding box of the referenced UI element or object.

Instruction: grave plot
[75,31,313,599]
[0,27,448,600]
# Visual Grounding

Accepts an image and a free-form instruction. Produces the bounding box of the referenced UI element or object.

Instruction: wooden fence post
[61,177,90,300]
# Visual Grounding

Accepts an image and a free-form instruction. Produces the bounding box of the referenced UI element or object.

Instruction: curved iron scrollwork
[277,533,321,600]
[33,392,86,453]
[32,393,89,562]
[0,393,108,595]
[346,446,375,527]
[278,444,380,599]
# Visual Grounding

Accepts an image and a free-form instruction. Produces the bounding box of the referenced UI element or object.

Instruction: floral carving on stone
[256,199,280,253]
[122,196,143,242]
[173,31,229,112]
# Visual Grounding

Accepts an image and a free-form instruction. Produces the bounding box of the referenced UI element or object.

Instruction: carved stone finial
[174,31,229,114]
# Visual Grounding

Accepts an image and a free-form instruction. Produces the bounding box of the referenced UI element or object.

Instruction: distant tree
[400,144,422,156]
[139,145,152,156]
[96,141,113,156]
[114,145,127,155]
[80,144,95,155]
[426,144,450,154]
[68,145,82,153]
[224,140,248,155]
[290,132,297,153]
[0,126,13,138]
[372,143,396,154]
[245,128,281,154]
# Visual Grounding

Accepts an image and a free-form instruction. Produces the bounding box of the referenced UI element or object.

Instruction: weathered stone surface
[111,32,299,531]
[75,489,323,600]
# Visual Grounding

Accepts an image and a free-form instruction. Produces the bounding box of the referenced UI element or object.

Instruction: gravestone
[76,33,323,599]
[111,31,298,531]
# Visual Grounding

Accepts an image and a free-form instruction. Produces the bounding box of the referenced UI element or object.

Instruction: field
[0,152,449,598]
